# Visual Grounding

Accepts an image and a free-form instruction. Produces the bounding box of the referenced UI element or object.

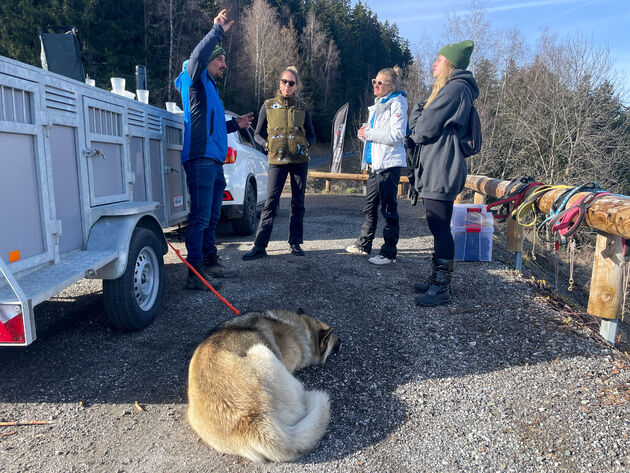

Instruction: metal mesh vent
[0,85,33,124]
[166,126,182,145]
[44,85,76,114]
[88,106,122,136]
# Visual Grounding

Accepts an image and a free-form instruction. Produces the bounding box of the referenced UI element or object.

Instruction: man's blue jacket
[174,24,238,164]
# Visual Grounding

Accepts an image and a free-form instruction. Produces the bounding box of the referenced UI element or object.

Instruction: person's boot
[202,254,237,278]
[414,259,453,306]
[290,243,305,256]
[242,245,267,261]
[413,254,438,293]
[185,267,222,291]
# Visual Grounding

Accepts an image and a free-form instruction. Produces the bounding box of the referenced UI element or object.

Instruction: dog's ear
[318,328,333,354]
[296,307,306,315]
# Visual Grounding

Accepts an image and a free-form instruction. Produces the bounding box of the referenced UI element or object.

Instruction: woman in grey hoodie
[408,40,479,307]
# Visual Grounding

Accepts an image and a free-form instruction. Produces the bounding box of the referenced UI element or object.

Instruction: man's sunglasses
[371,79,390,86]
[280,79,296,87]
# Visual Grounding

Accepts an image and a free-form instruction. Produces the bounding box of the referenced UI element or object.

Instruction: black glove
[407,185,419,206]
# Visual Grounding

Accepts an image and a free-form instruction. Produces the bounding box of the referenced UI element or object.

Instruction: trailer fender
[86,213,167,280]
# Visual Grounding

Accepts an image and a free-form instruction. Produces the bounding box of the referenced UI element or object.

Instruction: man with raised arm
[175,9,253,290]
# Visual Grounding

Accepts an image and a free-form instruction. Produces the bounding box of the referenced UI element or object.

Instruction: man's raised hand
[214,9,235,32]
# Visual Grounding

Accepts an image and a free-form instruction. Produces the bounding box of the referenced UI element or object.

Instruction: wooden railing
[308,171,628,346]
[308,171,409,195]
[466,175,627,345]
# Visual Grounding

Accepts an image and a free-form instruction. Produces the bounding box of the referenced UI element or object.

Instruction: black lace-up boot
[413,254,438,293]
[414,259,453,307]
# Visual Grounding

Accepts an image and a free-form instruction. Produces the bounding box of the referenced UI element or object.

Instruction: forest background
[1,0,629,193]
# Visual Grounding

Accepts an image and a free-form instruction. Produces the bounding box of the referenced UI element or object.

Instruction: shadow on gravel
[0,194,609,465]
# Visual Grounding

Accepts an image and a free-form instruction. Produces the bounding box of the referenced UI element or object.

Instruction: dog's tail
[246,389,330,462]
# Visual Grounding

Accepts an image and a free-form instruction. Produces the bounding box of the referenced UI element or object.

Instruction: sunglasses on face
[280,79,296,87]
[371,79,390,86]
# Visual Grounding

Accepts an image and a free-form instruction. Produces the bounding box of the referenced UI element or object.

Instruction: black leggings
[423,198,455,260]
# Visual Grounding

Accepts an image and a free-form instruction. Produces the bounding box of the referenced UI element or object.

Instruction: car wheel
[103,227,164,330]
[232,181,258,235]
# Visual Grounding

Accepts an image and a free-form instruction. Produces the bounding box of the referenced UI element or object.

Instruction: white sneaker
[346,245,369,256]
[368,255,396,265]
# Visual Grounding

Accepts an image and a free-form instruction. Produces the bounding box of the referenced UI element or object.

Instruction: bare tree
[444,0,493,76]
[299,9,340,109]
[240,0,299,106]
[322,39,340,109]
[501,32,630,191]
[146,0,209,102]
[301,10,327,70]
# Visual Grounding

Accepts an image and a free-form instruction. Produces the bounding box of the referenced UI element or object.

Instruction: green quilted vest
[264,94,309,165]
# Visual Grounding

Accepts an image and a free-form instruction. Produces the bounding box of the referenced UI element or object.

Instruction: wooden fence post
[324,180,330,193]
[506,217,524,272]
[587,232,624,345]
[473,192,486,204]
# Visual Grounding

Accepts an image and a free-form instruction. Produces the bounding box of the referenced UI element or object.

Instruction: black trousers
[356,167,401,259]
[423,198,455,260]
[254,162,308,247]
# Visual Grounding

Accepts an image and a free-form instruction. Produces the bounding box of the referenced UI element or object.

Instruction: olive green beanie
[208,45,226,64]
[438,40,474,70]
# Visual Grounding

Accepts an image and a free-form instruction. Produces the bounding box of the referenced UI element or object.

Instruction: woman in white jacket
[346,66,408,265]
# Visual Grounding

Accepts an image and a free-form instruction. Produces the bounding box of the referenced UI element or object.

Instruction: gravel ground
[1,194,629,472]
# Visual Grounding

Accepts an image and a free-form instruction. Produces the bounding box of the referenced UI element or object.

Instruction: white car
[222,112,269,235]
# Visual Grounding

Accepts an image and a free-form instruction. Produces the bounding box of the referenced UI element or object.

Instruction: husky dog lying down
[187,309,341,462]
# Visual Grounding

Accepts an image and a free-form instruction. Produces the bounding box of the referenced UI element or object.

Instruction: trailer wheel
[103,227,164,330]
[232,181,258,235]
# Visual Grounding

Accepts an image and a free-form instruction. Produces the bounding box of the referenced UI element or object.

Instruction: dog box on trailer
[451,204,494,262]
[0,53,186,346]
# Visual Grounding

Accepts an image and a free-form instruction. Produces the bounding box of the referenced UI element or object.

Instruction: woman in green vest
[242,66,316,260]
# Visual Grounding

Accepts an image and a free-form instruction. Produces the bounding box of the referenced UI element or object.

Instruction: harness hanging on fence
[536,182,603,239]
[511,184,573,227]
[486,177,543,220]
[547,191,611,240]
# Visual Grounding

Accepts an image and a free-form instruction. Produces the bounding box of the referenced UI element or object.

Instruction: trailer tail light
[225,147,237,164]
[223,191,234,201]
[0,310,25,344]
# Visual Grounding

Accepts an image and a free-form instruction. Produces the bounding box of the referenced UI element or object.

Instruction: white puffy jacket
[361,91,408,172]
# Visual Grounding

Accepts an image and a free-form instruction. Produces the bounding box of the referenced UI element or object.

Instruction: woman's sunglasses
[371,79,390,86]
[280,79,296,87]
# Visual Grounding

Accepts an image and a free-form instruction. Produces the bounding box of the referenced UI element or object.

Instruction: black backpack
[460,104,482,157]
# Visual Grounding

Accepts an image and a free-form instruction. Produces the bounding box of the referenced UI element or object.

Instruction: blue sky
[357,0,630,94]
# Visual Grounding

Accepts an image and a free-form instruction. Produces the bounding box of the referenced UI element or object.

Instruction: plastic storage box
[450,204,494,261]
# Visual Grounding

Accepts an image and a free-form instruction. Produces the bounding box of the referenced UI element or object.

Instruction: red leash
[166,240,241,316]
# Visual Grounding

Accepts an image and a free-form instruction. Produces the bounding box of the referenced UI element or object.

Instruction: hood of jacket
[449,69,479,101]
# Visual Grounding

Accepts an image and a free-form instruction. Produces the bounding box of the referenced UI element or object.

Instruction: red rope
[166,240,241,316]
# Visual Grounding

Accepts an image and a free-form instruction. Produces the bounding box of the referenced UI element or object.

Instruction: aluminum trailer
[0,54,188,346]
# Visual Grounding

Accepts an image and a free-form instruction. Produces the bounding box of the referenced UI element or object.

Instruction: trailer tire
[103,227,164,331]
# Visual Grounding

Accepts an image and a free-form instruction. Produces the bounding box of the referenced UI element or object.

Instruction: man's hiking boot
[185,267,222,291]
[202,254,237,278]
